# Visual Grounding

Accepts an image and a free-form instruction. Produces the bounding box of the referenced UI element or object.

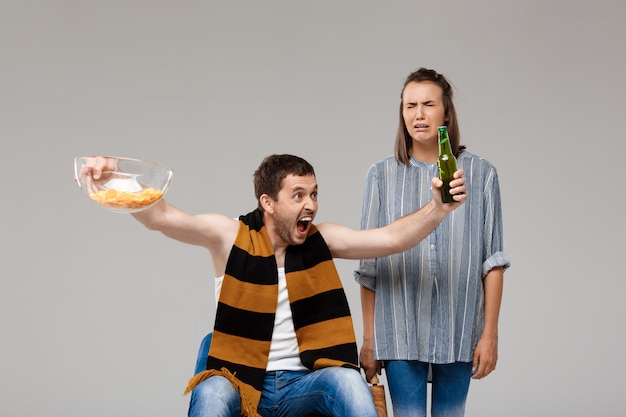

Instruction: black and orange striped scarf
[184,209,358,417]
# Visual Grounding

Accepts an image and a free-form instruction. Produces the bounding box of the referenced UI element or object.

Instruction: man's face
[270,174,318,246]
[402,81,448,146]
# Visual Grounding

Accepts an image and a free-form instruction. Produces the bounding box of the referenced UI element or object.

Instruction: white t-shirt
[214,267,307,371]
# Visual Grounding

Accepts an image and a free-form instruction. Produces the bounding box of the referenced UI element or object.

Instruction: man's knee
[321,367,371,396]
[189,376,240,417]
[319,368,377,416]
[326,367,367,383]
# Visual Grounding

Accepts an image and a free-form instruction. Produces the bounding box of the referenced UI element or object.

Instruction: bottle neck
[438,129,453,155]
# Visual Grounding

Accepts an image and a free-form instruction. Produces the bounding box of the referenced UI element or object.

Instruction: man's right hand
[78,156,119,180]
[77,156,120,194]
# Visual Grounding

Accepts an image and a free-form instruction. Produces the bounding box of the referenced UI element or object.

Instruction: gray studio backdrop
[2,1,625,416]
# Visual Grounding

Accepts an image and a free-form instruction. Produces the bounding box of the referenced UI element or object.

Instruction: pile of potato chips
[89,187,163,209]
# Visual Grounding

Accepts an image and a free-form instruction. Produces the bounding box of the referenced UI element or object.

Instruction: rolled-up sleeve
[481,167,511,278]
[355,259,377,290]
[483,251,510,277]
[354,164,381,291]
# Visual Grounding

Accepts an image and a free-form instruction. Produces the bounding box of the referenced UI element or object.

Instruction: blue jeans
[385,360,472,417]
[189,367,377,417]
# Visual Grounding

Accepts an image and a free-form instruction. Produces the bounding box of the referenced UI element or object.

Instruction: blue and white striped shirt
[354,152,510,363]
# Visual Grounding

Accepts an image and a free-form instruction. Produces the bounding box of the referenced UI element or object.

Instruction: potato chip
[89,187,163,209]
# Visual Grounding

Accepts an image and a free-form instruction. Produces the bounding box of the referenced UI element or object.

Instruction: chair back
[193,333,213,375]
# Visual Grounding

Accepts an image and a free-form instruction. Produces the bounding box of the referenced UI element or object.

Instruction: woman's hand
[359,338,382,383]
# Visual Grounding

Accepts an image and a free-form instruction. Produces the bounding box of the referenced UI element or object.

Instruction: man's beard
[273,211,300,246]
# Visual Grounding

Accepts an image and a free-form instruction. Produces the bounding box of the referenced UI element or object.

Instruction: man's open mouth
[297,217,312,233]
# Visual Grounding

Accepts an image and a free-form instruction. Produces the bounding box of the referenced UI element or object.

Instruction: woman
[355,68,510,417]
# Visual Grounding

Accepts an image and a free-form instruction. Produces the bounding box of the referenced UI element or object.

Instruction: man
[82,154,466,417]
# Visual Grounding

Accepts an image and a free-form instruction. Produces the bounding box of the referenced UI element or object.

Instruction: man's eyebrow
[290,184,318,192]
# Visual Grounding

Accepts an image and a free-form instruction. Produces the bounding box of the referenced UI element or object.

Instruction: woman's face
[402,81,448,146]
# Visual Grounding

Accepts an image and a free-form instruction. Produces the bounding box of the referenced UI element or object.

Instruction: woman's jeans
[188,367,377,417]
[384,360,472,417]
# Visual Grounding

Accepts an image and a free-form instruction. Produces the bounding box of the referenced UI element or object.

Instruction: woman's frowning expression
[402,81,448,147]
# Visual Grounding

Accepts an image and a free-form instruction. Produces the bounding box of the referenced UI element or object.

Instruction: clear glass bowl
[74,156,173,213]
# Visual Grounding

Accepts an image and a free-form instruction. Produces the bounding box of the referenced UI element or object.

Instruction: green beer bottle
[437,125,457,203]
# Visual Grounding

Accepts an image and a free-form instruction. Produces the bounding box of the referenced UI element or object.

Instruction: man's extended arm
[319,171,466,260]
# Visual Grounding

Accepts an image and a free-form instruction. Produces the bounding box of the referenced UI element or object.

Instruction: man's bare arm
[319,172,466,260]
[132,200,238,275]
